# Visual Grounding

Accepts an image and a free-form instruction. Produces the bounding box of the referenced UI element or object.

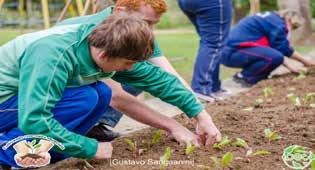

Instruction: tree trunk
[250,0,260,15]
[278,0,314,44]
[96,0,115,11]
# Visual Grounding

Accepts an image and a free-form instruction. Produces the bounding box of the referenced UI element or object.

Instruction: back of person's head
[278,9,304,29]
[88,13,154,61]
[115,0,168,15]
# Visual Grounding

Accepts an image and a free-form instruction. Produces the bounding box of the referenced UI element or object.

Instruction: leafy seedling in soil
[212,136,231,150]
[185,142,196,155]
[264,128,281,142]
[124,138,144,158]
[151,129,164,146]
[160,147,171,170]
[287,93,302,108]
[232,138,249,148]
[311,159,315,170]
[263,87,273,98]
[254,98,264,108]
[293,70,306,81]
[211,152,234,169]
[252,150,271,156]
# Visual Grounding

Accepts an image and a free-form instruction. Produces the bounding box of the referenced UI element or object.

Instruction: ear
[98,51,108,61]
[113,6,127,13]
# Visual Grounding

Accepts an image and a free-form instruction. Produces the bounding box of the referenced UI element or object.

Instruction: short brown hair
[115,0,168,15]
[88,13,154,61]
[278,9,304,29]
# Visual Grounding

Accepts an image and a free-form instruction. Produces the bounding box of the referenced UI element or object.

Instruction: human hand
[169,124,200,147]
[195,111,221,147]
[94,142,113,159]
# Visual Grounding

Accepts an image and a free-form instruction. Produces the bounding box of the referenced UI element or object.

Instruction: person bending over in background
[222,10,315,87]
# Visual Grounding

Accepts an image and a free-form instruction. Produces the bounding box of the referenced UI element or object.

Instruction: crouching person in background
[222,10,315,87]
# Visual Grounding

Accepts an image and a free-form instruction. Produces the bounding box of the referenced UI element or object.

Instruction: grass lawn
[1,29,313,83]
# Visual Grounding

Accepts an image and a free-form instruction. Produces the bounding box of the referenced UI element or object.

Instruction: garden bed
[45,68,315,170]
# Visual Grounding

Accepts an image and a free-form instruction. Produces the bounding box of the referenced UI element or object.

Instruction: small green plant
[212,136,231,150]
[185,142,196,155]
[151,129,164,146]
[252,150,271,156]
[243,107,254,112]
[160,147,171,170]
[287,93,302,107]
[264,128,281,141]
[254,98,264,108]
[21,139,43,159]
[211,152,234,169]
[311,159,315,170]
[124,138,144,158]
[263,87,273,98]
[293,71,306,81]
[232,138,248,148]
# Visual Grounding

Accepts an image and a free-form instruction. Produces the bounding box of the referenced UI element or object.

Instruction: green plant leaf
[124,138,136,151]
[31,139,36,146]
[293,71,306,80]
[185,142,196,155]
[222,152,233,167]
[160,147,171,169]
[264,128,281,141]
[254,98,264,107]
[311,159,315,170]
[263,87,273,98]
[243,107,254,112]
[253,150,271,156]
[151,129,163,146]
[212,136,231,150]
[232,138,248,148]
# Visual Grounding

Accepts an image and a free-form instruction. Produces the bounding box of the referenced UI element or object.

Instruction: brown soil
[43,68,315,170]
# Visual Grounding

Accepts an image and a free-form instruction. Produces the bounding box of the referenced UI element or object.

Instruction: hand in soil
[195,111,221,147]
[95,142,113,159]
[170,125,200,147]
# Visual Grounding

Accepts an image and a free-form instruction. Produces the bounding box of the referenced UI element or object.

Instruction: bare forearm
[290,51,315,66]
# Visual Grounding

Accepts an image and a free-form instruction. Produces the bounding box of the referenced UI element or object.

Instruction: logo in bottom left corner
[1,134,65,168]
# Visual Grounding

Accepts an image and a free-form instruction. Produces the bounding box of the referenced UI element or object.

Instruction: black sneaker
[0,164,10,170]
[232,73,254,88]
[86,123,120,142]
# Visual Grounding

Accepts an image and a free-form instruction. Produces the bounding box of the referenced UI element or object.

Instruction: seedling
[243,107,254,112]
[264,128,281,141]
[311,159,315,170]
[151,129,164,146]
[263,87,273,98]
[287,93,302,108]
[185,142,196,155]
[293,70,306,81]
[160,147,171,170]
[211,152,234,169]
[252,150,271,156]
[254,98,264,108]
[232,138,248,148]
[124,138,144,158]
[212,136,231,150]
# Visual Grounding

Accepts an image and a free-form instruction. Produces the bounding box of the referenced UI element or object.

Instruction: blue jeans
[0,81,111,167]
[222,46,284,84]
[99,85,142,127]
[178,0,232,95]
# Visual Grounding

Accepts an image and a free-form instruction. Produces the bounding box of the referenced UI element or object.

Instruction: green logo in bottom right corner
[282,145,315,170]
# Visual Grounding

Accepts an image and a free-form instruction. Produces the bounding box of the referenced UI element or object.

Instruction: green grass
[0,30,22,45]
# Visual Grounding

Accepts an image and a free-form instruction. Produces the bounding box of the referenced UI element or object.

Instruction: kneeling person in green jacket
[0,14,220,169]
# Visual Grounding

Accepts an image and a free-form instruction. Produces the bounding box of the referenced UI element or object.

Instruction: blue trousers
[222,46,284,84]
[0,81,111,167]
[178,0,232,95]
[99,85,142,127]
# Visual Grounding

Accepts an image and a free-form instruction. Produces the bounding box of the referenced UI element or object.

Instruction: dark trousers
[222,46,284,84]
[178,0,232,95]
[0,81,111,167]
